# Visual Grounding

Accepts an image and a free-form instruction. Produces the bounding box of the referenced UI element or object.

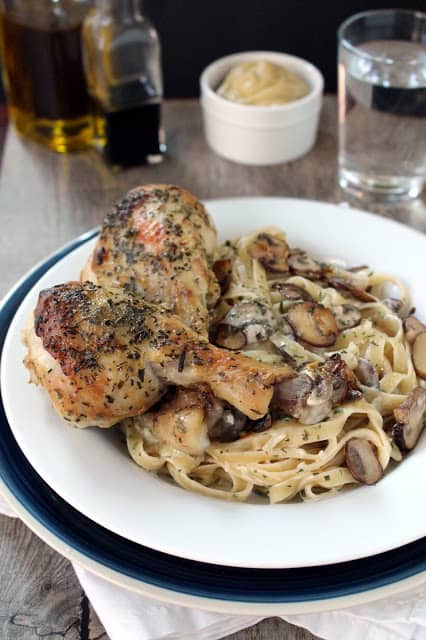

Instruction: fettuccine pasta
[126,226,426,503]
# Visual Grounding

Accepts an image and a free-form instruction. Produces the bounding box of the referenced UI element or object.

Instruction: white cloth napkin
[1,494,426,640]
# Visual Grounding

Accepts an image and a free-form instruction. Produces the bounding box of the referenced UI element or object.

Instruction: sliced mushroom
[205,395,225,432]
[249,412,273,433]
[271,282,313,302]
[355,357,380,389]
[333,304,362,330]
[413,332,426,379]
[321,353,362,404]
[392,387,426,450]
[220,301,274,344]
[214,325,247,350]
[269,332,298,368]
[208,407,248,442]
[345,438,383,485]
[272,373,333,425]
[347,265,369,273]
[382,298,403,315]
[272,354,360,425]
[288,250,322,277]
[287,302,338,347]
[383,415,396,436]
[403,316,425,344]
[249,233,289,273]
[213,259,232,294]
[327,277,376,303]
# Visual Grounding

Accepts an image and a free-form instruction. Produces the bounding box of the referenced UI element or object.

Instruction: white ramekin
[200,51,324,166]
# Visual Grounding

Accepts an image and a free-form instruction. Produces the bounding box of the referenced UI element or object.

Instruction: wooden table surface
[0,97,424,640]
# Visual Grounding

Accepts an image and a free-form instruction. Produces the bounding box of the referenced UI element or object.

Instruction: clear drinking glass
[338,10,426,199]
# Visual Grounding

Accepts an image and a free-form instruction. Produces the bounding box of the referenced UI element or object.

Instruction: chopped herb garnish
[178,346,187,372]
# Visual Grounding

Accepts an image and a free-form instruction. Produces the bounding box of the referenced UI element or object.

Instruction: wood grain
[0,518,82,639]
[0,97,423,640]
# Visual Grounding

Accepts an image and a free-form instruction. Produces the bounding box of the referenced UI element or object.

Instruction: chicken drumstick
[24,282,292,428]
[81,184,220,336]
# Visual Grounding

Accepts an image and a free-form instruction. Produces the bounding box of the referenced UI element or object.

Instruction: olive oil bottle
[83,0,165,167]
[0,0,93,152]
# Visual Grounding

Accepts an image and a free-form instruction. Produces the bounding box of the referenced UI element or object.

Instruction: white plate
[2,198,426,569]
[1,478,426,615]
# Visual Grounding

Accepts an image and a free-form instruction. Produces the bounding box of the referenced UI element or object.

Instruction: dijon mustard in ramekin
[200,51,324,166]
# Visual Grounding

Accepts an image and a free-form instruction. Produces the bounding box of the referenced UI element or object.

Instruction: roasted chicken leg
[82,183,226,446]
[81,184,220,336]
[23,282,293,428]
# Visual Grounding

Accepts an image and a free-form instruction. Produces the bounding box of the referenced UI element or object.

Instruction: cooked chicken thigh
[81,184,220,336]
[78,186,360,438]
[82,183,224,446]
[125,385,223,457]
[23,282,293,428]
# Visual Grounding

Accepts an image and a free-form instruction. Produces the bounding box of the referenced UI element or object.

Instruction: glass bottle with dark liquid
[0,0,93,152]
[83,0,165,167]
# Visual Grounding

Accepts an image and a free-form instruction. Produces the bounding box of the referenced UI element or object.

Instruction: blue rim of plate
[1,230,426,604]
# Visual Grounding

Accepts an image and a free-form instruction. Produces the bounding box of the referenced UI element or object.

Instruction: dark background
[142,0,426,96]
[0,1,424,104]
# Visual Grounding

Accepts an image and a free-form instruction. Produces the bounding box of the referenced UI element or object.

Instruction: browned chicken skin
[24,185,361,438]
[24,282,293,428]
[81,184,220,336]
[81,183,226,444]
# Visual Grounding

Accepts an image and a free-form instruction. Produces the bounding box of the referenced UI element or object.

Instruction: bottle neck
[95,0,143,18]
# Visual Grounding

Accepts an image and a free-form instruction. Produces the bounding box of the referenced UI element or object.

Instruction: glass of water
[338,9,426,199]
